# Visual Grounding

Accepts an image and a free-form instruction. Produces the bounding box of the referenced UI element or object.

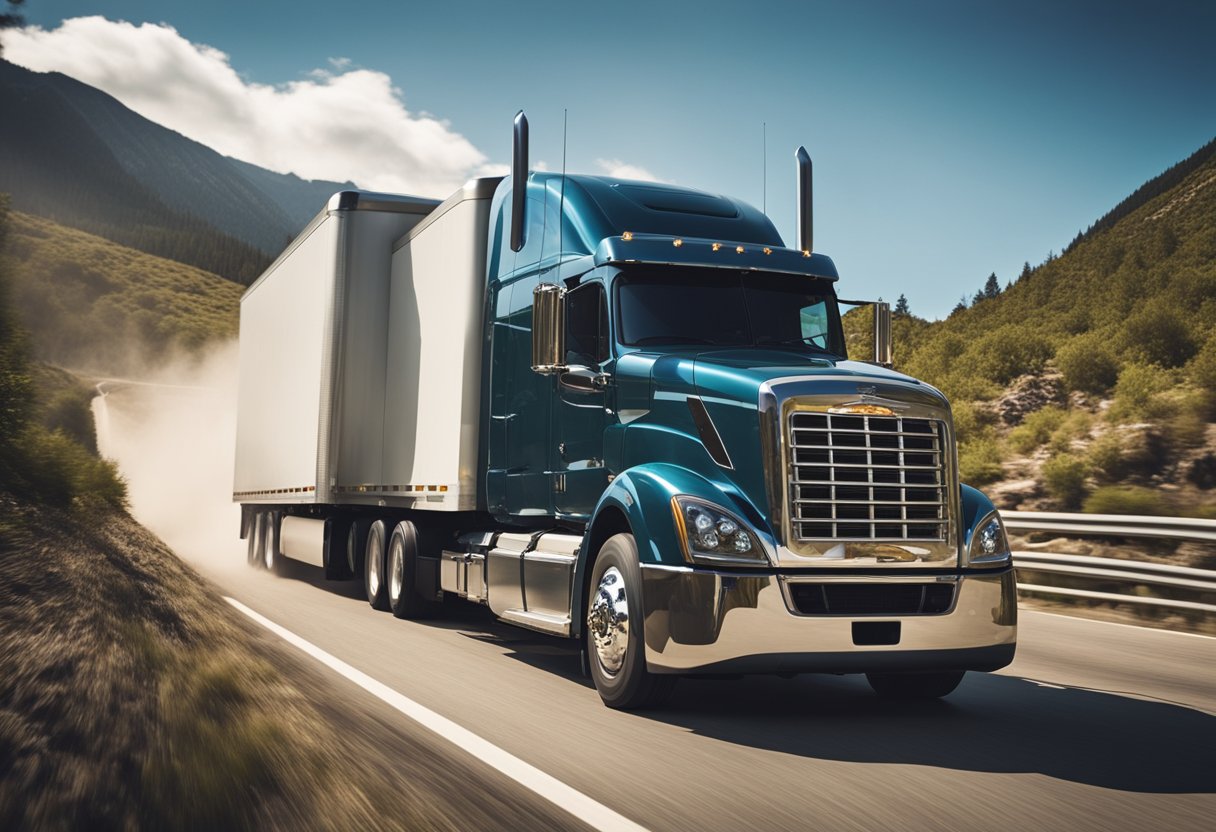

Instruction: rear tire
[364,520,390,611]
[387,521,441,619]
[246,511,261,567]
[249,511,267,569]
[586,533,677,710]
[866,671,965,699]
[262,512,282,574]
[347,517,374,583]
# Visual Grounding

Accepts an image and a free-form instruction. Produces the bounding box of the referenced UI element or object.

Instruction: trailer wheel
[347,518,374,584]
[263,512,282,575]
[364,520,390,611]
[866,671,965,699]
[387,521,441,620]
[248,511,267,569]
[246,511,262,567]
[586,533,677,710]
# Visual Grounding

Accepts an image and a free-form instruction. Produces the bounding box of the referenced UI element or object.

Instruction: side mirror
[873,301,893,367]
[531,283,566,374]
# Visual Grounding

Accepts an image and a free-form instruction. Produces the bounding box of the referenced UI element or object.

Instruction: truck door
[554,281,611,519]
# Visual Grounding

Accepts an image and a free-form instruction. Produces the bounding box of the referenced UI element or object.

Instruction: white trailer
[235,181,499,568]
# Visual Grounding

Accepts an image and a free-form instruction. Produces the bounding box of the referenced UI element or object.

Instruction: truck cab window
[565,283,608,366]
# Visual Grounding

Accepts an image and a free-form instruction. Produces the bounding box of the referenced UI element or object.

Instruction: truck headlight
[968,511,1011,566]
[672,496,768,565]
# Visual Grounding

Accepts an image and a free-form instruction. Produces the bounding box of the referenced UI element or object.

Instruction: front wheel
[866,671,965,699]
[586,533,676,710]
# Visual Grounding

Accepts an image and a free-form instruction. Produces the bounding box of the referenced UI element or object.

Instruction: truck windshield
[616,268,845,356]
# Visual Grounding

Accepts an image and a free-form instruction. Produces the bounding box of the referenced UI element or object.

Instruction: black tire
[387,521,441,620]
[249,511,267,569]
[364,520,390,611]
[347,517,374,585]
[263,512,283,575]
[866,671,966,699]
[246,511,261,567]
[586,533,677,710]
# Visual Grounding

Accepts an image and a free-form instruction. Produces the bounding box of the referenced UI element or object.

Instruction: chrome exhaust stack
[510,111,529,252]
[795,146,813,253]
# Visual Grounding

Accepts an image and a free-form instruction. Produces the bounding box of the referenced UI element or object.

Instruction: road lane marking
[223,596,649,832]
[1024,609,1216,640]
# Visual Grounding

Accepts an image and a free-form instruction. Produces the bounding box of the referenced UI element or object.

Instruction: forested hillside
[4,212,242,372]
[848,137,1216,516]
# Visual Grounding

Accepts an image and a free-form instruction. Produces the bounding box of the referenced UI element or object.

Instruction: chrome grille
[787,411,948,541]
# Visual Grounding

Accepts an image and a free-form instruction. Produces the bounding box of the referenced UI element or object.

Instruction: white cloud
[595,158,666,183]
[2,17,499,197]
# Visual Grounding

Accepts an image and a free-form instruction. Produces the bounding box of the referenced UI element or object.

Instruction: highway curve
[100,379,1216,831]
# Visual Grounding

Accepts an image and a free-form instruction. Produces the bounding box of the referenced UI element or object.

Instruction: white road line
[1023,609,1216,640]
[223,596,649,832]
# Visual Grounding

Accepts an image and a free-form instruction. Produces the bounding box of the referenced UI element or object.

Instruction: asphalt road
[99,379,1216,831]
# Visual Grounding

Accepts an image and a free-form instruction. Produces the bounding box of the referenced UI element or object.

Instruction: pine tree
[982,272,1001,300]
[951,295,967,316]
[1019,261,1032,282]
[893,294,910,317]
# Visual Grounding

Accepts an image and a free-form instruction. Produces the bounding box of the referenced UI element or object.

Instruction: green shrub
[970,327,1054,385]
[1122,303,1198,369]
[959,436,1004,485]
[1047,409,1095,453]
[1083,486,1169,516]
[1109,363,1177,421]
[1188,338,1216,418]
[17,426,128,509]
[1056,334,1119,394]
[1007,406,1067,454]
[1041,453,1087,508]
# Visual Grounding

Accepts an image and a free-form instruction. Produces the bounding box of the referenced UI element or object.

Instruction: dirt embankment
[0,496,570,831]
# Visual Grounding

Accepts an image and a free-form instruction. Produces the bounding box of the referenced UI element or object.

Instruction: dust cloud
[93,339,247,574]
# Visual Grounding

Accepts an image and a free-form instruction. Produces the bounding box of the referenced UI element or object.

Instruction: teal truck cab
[235,113,1016,709]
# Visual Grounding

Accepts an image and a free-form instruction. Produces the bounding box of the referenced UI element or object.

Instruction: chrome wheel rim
[388,534,403,603]
[588,566,629,677]
[367,531,383,597]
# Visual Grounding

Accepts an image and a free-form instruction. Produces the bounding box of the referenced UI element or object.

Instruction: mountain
[0,59,353,281]
[846,137,1216,516]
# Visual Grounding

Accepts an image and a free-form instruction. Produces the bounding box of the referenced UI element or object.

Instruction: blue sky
[13,0,1216,318]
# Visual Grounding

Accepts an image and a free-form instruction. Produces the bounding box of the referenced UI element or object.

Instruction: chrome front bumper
[639,565,1017,675]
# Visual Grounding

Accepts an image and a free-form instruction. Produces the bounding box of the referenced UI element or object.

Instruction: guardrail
[1001,511,1216,614]
[1002,510,1216,542]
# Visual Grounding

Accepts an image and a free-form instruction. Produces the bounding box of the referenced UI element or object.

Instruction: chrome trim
[758,375,961,568]
[531,283,566,374]
[639,564,1016,674]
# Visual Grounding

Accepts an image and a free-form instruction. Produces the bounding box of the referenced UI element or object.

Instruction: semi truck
[234,113,1016,709]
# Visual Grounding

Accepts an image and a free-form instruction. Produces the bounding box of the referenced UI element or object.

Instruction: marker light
[712,242,722,252]
[802,249,811,258]
[736,245,745,254]
[673,238,683,247]
[763,247,772,255]
[622,231,634,241]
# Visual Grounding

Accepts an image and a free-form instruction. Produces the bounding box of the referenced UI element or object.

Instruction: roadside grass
[0,495,522,830]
